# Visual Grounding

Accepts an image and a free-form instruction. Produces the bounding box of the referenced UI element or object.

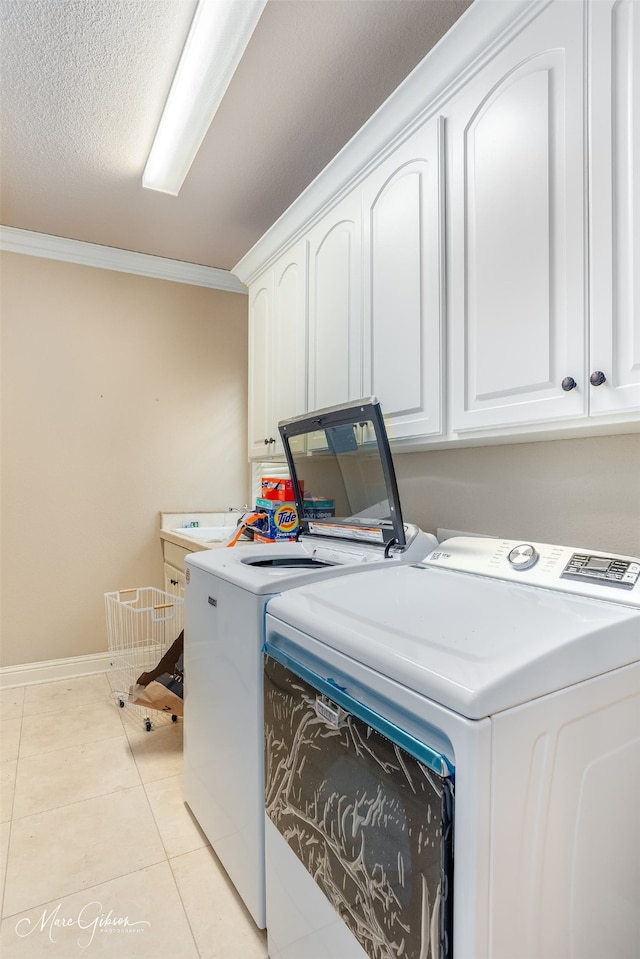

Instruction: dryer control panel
[561,553,640,589]
[424,537,640,606]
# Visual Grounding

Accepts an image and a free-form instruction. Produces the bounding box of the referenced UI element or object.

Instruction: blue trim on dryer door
[263,640,454,780]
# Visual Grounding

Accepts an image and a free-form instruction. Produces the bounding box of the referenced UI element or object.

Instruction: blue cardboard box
[303,497,336,520]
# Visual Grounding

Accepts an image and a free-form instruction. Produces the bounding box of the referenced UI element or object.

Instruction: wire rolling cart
[105,587,184,731]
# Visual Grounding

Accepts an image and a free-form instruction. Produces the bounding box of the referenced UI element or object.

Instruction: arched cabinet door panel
[247,242,308,459]
[362,115,444,442]
[307,191,363,414]
[272,244,308,452]
[448,0,586,432]
[248,277,275,458]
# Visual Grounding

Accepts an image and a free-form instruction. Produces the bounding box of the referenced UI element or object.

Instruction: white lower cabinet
[447,0,587,432]
[588,0,640,416]
[163,565,185,601]
[162,541,192,601]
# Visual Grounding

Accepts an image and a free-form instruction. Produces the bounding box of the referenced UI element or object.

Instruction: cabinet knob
[263,437,275,445]
[590,370,607,387]
[561,376,577,392]
[170,578,178,587]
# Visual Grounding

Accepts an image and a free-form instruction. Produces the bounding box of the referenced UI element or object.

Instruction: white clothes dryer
[263,536,640,959]
[183,398,436,928]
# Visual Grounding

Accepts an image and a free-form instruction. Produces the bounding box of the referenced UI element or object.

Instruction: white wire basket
[105,587,184,731]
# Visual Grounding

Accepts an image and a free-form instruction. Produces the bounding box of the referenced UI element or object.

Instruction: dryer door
[264,648,454,959]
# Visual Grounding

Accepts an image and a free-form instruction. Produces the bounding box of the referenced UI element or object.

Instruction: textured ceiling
[0,0,472,272]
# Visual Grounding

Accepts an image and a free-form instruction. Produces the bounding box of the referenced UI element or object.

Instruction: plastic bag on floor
[130,635,184,715]
[135,632,183,686]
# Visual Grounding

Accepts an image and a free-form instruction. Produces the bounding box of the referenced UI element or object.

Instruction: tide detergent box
[254,497,299,541]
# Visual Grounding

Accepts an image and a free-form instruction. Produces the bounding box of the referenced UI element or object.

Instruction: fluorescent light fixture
[143,0,267,195]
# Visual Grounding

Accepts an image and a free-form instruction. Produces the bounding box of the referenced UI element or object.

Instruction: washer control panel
[424,537,640,606]
[562,553,640,590]
[507,543,539,570]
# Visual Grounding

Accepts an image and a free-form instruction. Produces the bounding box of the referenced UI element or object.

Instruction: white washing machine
[263,536,640,959]
[183,398,436,928]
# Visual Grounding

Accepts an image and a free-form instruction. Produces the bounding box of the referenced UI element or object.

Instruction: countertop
[159,528,219,551]
[159,510,255,552]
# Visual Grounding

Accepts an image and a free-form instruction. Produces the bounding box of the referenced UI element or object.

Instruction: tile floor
[0,673,268,958]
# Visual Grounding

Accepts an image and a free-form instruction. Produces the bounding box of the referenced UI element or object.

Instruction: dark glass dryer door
[264,646,454,959]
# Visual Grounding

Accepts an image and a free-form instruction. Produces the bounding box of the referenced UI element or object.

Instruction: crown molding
[233,0,550,285]
[0,226,247,294]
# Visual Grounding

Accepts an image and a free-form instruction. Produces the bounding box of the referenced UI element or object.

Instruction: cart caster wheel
[118,699,125,708]
[171,715,178,723]
[145,719,152,732]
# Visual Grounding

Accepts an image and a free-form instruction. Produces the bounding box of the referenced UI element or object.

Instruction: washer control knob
[507,543,539,570]
[590,370,607,387]
[561,376,577,392]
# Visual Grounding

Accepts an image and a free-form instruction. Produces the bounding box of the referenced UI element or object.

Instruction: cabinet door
[272,241,308,452]
[163,564,185,601]
[448,0,586,431]
[589,0,640,415]
[247,271,276,458]
[362,116,444,440]
[307,191,363,411]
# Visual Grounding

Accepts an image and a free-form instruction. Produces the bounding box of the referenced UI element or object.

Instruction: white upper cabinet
[247,272,275,458]
[448,1,587,431]
[362,116,444,440]
[243,0,639,458]
[589,0,640,416]
[247,242,308,459]
[307,191,363,411]
[248,117,445,457]
[272,242,308,439]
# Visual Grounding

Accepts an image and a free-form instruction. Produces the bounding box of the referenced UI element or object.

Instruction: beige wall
[1,252,249,668]
[395,433,640,557]
[2,252,639,671]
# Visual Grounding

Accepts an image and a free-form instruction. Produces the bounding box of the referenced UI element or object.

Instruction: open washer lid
[279,397,406,550]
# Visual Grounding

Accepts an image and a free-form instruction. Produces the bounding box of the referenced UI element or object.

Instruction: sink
[170,526,238,543]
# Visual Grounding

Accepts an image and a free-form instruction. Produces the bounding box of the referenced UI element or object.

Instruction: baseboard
[0,651,112,689]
